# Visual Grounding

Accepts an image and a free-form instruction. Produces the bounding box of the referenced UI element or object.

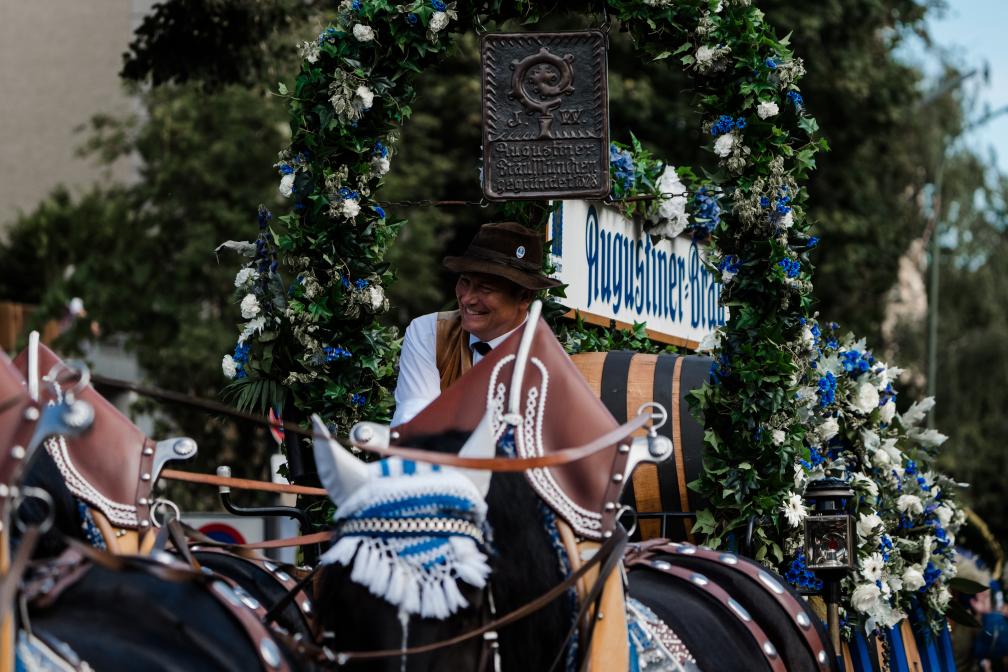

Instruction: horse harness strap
[624,550,788,672]
[22,536,292,672]
[626,539,833,671]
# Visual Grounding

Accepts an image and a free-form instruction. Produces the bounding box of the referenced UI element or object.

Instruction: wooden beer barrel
[570,351,712,542]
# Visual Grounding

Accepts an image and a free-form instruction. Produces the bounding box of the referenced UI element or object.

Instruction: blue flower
[787,90,804,109]
[257,205,272,229]
[765,57,779,70]
[233,342,251,364]
[340,276,352,289]
[735,117,747,129]
[840,349,872,375]
[352,0,362,9]
[807,236,819,249]
[817,372,837,407]
[431,0,446,9]
[351,393,367,407]
[710,114,736,136]
[338,187,360,200]
[406,13,418,25]
[825,337,839,350]
[760,196,770,208]
[692,187,722,234]
[373,140,389,158]
[372,205,386,219]
[785,552,823,591]
[235,366,247,380]
[323,346,352,362]
[777,258,801,279]
[608,144,636,191]
[719,255,741,275]
[278,163,295,176]
[354,278,369,290]
[775,198,792,215]
[270,260,278,273]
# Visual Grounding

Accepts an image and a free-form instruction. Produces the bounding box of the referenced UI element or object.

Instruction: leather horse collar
[13,340,197,531]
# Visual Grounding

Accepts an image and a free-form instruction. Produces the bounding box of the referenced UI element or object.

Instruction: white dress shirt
[391,313,525,427]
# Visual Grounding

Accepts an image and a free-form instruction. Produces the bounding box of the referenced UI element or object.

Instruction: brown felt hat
[443,222,562,290]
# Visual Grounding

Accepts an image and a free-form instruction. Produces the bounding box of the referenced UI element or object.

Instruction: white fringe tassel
[320,535,491,620]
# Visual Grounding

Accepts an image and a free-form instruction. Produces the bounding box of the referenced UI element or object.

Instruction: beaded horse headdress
[312,412,495,619]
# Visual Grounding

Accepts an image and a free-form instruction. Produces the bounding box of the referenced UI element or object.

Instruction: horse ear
[311,414,369,506]
[456,410,494,499]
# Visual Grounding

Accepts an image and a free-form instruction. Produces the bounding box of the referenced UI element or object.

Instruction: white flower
[652,165,689,236]
[430,11,449,33]
[779,210,794,229]
[902,565,925,592]
[851,583,881,613]
[696,329,721,353]
[222,354,238,379]
[371,155,390,177]
[879,400,896,424]
[801,325,816,348]
[354,85,374,111]
[909,428,948,448]
[757,101,779,119]
[857,512,883,540]
[714,132,736,158]
[234,268,255,288]
[850,381,880,414]
[352,23,375,42]
[772,429,786,446]
[935,505,954,528]
[781,491,808,528]
[852,473,879,499]
[238,316,266,344]
[279,173,295,198]
[860,552,885,582]
[366,285,385,310]
[299,40,321,64]
[818,417,840,442]
[695,45,715,67]
[341,198,361,219]
[240,293,261,319]
[896,494,924,515]
[934,587,951,610]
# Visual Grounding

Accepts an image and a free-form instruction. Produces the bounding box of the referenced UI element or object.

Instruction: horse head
[310,414,494,670]
[13,334,196,546]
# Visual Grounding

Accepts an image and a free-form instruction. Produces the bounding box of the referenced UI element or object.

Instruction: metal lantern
[803,477,855,653]
[802,478,855,571]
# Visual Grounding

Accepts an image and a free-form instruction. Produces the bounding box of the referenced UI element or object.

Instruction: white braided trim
[45,434,139,529]
[487,357,603,538]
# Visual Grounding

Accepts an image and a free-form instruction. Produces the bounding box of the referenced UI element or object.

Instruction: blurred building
[0,0,157,230]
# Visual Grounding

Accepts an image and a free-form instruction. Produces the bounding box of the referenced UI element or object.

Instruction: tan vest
[434,310,472,391]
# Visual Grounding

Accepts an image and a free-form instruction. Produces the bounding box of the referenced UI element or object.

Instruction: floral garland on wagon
[213,0,963,638]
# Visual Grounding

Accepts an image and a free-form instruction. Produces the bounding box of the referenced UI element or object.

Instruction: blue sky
[920,0,1008,173]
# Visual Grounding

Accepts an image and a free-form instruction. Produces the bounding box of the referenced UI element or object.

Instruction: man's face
[455,273,531,341]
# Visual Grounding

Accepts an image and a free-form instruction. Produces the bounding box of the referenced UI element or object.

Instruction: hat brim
[443,256,563,290]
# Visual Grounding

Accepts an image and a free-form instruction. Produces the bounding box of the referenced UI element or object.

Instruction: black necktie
[471,341,492,356]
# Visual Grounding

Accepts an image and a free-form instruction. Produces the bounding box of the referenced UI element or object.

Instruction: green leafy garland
[223,0,825,558]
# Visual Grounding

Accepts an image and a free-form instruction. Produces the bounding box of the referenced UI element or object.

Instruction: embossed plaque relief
[481,31,610,201]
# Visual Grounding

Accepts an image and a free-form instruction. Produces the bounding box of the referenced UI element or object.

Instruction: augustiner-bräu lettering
[583,205,727,329]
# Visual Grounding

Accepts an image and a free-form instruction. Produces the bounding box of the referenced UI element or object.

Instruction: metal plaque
[481,31,610,201]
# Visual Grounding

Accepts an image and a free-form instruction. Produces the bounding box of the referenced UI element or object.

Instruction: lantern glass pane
[803,514,853,570]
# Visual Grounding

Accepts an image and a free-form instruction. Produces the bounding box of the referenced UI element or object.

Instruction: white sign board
[548,200,726,348]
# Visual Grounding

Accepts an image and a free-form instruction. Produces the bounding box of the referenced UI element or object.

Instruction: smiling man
[390,222,561,426]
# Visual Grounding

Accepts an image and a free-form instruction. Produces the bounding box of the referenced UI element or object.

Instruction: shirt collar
[468,318,527,351]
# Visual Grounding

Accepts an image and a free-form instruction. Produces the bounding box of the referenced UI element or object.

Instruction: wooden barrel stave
[571,351,712,542]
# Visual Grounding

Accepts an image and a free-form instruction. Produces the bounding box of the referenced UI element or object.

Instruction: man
[391,221,561,426]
